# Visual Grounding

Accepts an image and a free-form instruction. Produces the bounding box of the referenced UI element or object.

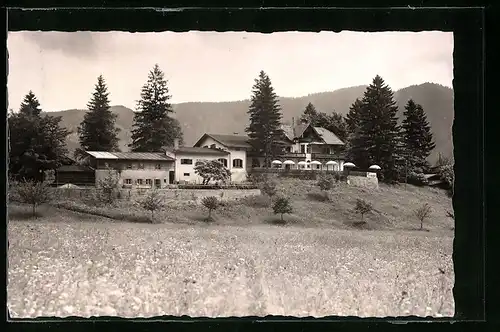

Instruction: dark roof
[57,165,94,172]
[281,123,344,145]
[194,133,252,149]
[174,147,230,156]
[312,127,345,145]
[86,151,175,161]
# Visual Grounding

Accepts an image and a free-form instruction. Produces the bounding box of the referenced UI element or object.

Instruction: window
[146,179,152,186]
[138,163,145,169]
[164,179,167,183]
[218,158,228,167]
[233,159,243,168]
[155,164,162,170]
[136,179,143,185]
[285,146,292,153]
[181,159,193,165]
[127,163,133,169]
[183,173,190,177]
[234,147,241,151]
[125,179,132,185]
[203,145,208,148]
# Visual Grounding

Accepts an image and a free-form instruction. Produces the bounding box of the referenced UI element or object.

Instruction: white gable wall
[196,136,248,183]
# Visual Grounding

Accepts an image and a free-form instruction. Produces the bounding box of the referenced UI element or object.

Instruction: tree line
[8,64,183,182]
[9,66,440,186]
[245,72,437,183]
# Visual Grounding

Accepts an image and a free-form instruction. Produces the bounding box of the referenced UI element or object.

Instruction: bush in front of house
[317,173,335,201]
[353,198,373,224]
[272,196,293,223]
[201,196,219,222]
[10,176,53,218]
[407,171,429,186]
[136,189,165,223]
[437,164,454,196]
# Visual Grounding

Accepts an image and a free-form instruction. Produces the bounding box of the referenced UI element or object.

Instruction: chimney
[174,138,179,149]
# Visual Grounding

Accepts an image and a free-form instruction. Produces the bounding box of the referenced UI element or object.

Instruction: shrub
[136,189,165,223]
[11,178,52,218]
[96,168,120,205]
[407,171,429,186]
[438,164,454,196]
[201,196,219,221]
[353,199,372,223]
[272,196,293,222]
[194,160,231,185]
[260,179,278,201]
[414,203,432,230]
[317,173,334,200]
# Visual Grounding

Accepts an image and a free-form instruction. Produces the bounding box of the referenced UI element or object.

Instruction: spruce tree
[75,75,120,160]
[9,91,69,182]
[129,64,182,152]
[245,71,285,168]
[299,103,348,142]
[346,98,363,134]
[401,99,436,172]
[19,91,42,117]
[347,75,403,182]
[300,102,319,124]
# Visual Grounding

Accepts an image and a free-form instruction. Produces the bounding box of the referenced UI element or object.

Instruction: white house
[192,133,251,183]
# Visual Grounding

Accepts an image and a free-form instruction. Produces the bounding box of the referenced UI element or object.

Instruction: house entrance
[169,171,175,184]
[154,179,161,188]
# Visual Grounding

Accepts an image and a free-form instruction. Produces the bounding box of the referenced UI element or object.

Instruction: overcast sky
[7,31,453,112]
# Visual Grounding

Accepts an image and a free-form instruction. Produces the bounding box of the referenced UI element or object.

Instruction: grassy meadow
[7,179,455,318]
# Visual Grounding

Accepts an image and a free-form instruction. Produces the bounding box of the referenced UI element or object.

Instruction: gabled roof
[173,147,230,156]
[312,127,345,145]
[194,133,252,149]
[281,123,344,145]
[86,151,175,161]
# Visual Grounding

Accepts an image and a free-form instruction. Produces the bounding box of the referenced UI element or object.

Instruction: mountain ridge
[50,82,454,163]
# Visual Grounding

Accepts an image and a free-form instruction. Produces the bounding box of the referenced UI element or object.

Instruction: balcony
[312,153,346,160]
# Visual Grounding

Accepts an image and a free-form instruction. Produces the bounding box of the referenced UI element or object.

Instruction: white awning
[326,161,338,165]
[271,160,282,165]
[310,160,322,165]
[283,160,295,165]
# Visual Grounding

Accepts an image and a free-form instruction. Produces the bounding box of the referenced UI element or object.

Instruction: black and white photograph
[7,30,455,318]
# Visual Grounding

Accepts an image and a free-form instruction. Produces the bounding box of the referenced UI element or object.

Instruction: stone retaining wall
[347,175,379,189]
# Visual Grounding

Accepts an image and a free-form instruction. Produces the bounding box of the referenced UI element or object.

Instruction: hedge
[177,184,259,190]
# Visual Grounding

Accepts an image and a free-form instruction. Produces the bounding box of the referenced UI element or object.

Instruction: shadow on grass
[56,202,153,224]
[8,207,43,220]
[306,192,330,202]
[190,214,218,224]
[347,221,375,230]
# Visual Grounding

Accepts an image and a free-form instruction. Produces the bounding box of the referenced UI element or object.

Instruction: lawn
[7,180,455,318]
[8,216,454,318]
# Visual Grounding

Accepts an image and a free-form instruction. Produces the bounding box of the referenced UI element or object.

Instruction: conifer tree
[347,75,403,182]
[300,102,348,142]
[129,64,183,152]
[19,91,42,117]
[345,98,363,134]
[401,99,436,172]
[75,75,120,160]
[9,91,69,182]
[245,71,285,168]
[300,102,319,124]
